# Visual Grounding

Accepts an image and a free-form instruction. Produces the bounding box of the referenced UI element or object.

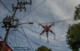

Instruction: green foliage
[36,46,52,51]
[74,4,80,20]
[67,23,80,51]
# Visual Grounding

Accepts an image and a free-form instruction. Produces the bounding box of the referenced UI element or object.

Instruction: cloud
[0,0,80,51]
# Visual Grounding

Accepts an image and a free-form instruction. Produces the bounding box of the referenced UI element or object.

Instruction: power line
[20,25,33,50]
[0,0,77,25]
[0,0,74,25]
[0,0,12,14]
[0,0,32,51]
[8,23,70,51]
[19,0,46,20]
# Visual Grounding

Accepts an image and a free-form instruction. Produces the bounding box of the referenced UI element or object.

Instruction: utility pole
[0,0,32,51]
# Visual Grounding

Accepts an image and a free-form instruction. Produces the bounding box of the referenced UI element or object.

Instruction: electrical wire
[20,26,41,46]
[6,22,70,51]
[0,0,78,25]
[18,0,73,25]
[0,0,75,25]
[18,18,71,26]
[20,24,71,48]
[7,28,31,50]
[19,0,46,20]
[0,0,12,14]
[20,25,33,51]
[0,0,75,51]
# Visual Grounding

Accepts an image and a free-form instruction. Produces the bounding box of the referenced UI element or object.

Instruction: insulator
[12,0,32,12]
[30,0,32,5]
[28,22,33,24]
[2,16,19,29]
[26,0,32,5]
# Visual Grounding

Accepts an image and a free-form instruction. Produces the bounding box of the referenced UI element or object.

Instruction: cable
[8,28,31,50]
[22,17,79,25]
[19,0,73,25]
[0,0,77,25]
[0,0,74,51]
[19,0,46,20]
[19,25,47,50]
[20,24,70,48]
[7,23,70,51]
[21,26,50,46]
[20,25,33,51]
[0,0,12,14]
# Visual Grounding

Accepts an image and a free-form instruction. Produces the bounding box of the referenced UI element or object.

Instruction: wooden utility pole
[0,0,32,51]
[0,27,10,51]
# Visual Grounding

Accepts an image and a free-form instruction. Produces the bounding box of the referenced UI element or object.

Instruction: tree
[74,4,80,20]
[66,23,80,51]
[36,46,52,51]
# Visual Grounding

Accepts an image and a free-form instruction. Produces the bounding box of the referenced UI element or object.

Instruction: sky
[0,0,80,51]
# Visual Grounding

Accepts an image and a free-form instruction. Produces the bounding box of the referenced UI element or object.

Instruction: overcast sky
[0,0,80,51]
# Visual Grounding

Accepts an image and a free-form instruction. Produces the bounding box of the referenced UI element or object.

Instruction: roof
[0,41,12,51]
